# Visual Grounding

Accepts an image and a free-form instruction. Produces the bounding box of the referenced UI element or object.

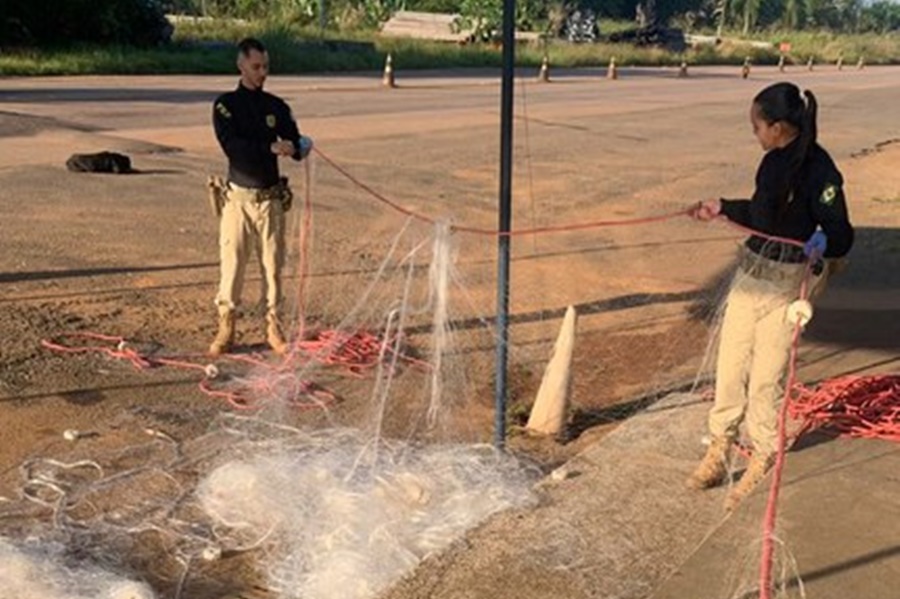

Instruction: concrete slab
[381,392,900,599]
[651,436,900,599]
[382,393,737,599]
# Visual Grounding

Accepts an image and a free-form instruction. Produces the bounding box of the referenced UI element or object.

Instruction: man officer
[209,37,311,356]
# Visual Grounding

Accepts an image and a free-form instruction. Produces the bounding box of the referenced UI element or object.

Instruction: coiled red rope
[791,375,900,441]
[39,330,407,411]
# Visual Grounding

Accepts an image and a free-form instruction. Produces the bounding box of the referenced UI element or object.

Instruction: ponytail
[794,90,817,173]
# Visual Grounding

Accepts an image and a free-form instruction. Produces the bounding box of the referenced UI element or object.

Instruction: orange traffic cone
[607,56,618,80]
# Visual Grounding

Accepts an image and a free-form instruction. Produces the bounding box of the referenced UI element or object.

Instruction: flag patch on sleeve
[820,184,838,205]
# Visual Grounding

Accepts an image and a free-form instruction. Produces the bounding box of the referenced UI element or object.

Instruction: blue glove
[803,230,827,258]
[297,135,314,159]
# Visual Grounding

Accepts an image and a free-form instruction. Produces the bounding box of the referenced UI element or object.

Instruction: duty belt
[738,249,807,283]
[227,177,293,210]
[228,181,274,199]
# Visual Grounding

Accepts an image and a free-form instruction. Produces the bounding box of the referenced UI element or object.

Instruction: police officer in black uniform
[688,82,854,511]
[209,37,311,356]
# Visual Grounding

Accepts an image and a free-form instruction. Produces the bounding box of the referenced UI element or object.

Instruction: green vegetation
[160,0,900,36]
[1,0,898,75]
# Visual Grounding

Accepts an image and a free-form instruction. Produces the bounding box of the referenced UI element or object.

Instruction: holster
[207,175,227,217]
[263,176,293,212]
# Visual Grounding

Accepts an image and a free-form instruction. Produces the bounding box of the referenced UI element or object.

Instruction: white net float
[786,299,814,326]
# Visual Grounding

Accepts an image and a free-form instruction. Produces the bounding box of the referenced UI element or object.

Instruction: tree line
[1,0,898,47]
[171,0,900,34]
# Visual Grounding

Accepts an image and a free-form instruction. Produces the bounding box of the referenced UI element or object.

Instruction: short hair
[237,38,266,57]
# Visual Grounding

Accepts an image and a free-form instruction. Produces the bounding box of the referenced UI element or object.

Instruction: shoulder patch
[266,114,277,128]
[820,184,838,205]
[215,102,232,119]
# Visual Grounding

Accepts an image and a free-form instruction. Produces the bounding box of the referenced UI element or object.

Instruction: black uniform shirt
[720,140,854,261]
[213,83,302,189]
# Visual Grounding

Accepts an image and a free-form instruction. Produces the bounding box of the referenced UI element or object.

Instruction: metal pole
[494,0,515,449]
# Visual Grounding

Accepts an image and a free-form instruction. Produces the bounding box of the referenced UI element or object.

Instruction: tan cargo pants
[214,182,285,315]
[709,252,825,456]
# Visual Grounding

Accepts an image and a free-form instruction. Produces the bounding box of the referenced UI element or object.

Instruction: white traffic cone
[526,305,577,437]
[382,53,396,88]
[538,54,550,82]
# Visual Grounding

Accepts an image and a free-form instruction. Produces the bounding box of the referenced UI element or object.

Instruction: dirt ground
[1,66,898,598]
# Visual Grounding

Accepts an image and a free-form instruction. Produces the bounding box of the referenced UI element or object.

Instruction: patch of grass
[0,46,235,76]
[598,19,640,36]
[743,29,900,65]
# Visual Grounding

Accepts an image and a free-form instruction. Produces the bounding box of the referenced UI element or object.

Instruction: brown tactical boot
[266,311,289,355]
[724,452,775,512]
[685,436,732,490]
[209,310,236,357]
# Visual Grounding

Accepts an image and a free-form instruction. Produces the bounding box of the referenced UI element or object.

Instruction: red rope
[313,148,437,226]
[39,330,407,411]
[790,375,900,441]
[291,329,428,375]
[292,159,314,342]
[199,373,337,411]
[719,218,805,248]
[313,147,694,235]
[313,147,828,244]
[757,261,814,599]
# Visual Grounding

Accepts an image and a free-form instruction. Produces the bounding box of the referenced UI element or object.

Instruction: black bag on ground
[65,152,134,174]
